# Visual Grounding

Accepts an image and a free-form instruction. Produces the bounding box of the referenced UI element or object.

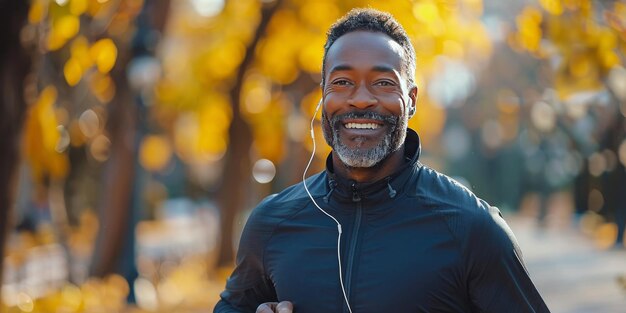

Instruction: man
[215,8,549,313]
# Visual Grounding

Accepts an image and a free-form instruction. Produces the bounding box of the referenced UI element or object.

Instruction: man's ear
[407,86,418,118]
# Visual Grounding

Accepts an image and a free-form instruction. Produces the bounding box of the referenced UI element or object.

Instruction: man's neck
[331,145,406,183]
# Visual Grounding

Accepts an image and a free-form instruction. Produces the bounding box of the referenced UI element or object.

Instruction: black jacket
[215,129,549,313]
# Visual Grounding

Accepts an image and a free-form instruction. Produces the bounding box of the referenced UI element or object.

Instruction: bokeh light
[252,159,276,184]
[139,135,173,172]
[78,109,100,139]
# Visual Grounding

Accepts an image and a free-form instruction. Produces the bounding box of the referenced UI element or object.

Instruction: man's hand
[256,301,293,313]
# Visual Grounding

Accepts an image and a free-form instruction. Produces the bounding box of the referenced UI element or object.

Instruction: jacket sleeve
[214,199,278,313]
[466,205,550,313]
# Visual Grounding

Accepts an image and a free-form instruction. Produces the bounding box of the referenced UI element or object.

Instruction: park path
[508,215,626,313]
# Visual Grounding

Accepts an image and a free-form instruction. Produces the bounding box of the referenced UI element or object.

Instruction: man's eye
[332,79,351,86]
[375,80,395,86]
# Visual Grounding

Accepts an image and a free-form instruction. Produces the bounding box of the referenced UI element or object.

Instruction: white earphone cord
[302,100,354,313]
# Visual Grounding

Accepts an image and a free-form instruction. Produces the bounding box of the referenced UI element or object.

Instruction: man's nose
[347,84,377,109]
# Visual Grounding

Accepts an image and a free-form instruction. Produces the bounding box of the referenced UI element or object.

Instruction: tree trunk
[88,52,137,277]
[0,0,31,291]
[216,0,283,268]
[89,0,171,279]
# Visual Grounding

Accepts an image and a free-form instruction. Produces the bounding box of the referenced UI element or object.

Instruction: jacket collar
[324,128,422,204]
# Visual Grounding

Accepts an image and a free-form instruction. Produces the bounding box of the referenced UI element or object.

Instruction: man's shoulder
[414,166,513,247]
[411,165,486,213]
[409,165,501,237]
[247,171,327,225]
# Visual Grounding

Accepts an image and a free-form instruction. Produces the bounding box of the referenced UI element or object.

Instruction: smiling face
[322,31,417,168]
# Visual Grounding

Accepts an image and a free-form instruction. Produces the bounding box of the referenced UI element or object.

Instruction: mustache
[330,111,398,126]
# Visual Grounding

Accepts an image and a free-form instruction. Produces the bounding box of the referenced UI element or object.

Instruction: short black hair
[322,8,416,89]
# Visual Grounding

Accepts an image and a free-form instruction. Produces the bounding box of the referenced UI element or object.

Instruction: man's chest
[264,215,471,313]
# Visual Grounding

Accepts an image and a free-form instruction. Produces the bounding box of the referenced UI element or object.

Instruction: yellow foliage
[56,14,80,39]
[600,50,620,69]
[515,7,543,52]
[257,35,299,84]
[568,53,593,78]
[47,28,68,51]
[86,0,111,17]
[413,1,441,24]
[298,33,326,74]
[267,9,300,35]
[139,135,173,172]
[243,73,272,114]
[299,1,339,31]
[23,86,69,182]
[301,89,323,118]
[254,130,285,163]
[555,69,603,100]
[173,96,233,164]
[204,40,246,80]
[257,10,303,84]
[512,0,625,99]
[154,80,178,105]
[248,94,288,162]
[408,96,446,147]
[69,120,87,147]
[71,36,93,69]
[464,21,492,58]
[200,94,232,133]
[70,0,88,16]
[539,0,563,15]
[90,38,118,73]
[28,0,46,24]
[90,72,116,103]
[64,57,83,86]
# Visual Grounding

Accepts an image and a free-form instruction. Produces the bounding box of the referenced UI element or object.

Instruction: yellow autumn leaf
[90,38,118,73]
[70,0,88,16]
[56,14,80,39]
[49,152,70,179]
[22,86,69,182]
[600,50,620,69]
[198,132,228,156]
[254,131,285,162]
[36,87,60,152]
[28,0,46,24]
[413,1,440,24]
[200,99,232,133]
[174,113,227,163]
[539,0,564,16]
[299,1,338,30]
[47,29,68,51]
[214,38,246,77]
[64,57,83,86]
[139,135,172,172]
[71,36,93,69]
[298,33,325,74]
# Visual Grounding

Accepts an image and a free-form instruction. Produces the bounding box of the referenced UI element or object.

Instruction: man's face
[322,31,417,168]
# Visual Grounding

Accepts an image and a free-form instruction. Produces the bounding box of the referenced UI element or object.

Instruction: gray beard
[322,111,407,168]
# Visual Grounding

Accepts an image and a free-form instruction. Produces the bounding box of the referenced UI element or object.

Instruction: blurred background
[1,0,625,312]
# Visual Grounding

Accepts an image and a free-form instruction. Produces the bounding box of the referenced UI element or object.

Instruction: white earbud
[302,99,353,313]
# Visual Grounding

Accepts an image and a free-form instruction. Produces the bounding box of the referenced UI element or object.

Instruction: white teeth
[344,123,380,130]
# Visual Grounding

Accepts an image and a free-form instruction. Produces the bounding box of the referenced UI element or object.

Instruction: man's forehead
[325,31,405,70]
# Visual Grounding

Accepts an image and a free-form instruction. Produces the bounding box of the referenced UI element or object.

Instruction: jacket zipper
[344,184,362,313]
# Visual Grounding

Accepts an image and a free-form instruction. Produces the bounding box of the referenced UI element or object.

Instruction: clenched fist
[256,301,293,313]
